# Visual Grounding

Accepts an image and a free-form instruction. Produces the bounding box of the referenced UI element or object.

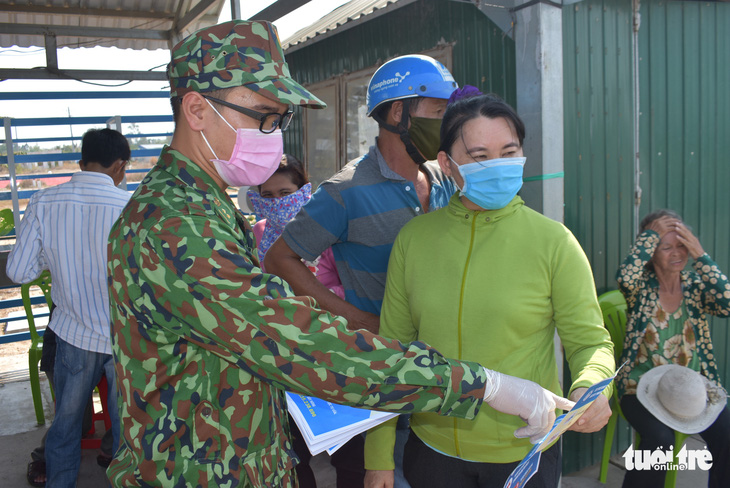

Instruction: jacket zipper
[453,212,479,457]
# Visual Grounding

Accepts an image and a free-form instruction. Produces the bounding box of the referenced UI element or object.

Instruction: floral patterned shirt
[616,230,730,398]
[625,302,700,392]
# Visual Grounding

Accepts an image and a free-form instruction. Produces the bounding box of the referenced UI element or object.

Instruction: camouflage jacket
[106,146,487,488]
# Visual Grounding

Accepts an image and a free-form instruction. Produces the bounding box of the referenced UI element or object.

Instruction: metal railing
[0,91,173,344]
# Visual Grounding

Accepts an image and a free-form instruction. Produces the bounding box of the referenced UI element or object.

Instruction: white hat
[637,364,727,434]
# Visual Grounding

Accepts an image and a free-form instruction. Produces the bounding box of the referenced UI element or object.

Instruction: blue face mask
[448,155,526,210]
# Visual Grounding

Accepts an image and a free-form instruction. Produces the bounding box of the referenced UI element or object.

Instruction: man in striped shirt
[268,54,458,335]
[7,128,131,487]
[266,55,460,488]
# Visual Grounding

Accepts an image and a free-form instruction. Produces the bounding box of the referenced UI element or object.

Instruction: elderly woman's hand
[567,388,612,433]
[673,222,705,259]
[646,215,681,239]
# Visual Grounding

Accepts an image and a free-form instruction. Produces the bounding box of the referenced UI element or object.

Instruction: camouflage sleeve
[126,212,486,418]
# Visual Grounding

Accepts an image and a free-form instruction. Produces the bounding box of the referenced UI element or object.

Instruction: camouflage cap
[168,20,325,108]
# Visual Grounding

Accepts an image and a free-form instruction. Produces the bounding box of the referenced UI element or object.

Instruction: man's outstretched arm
[265,237,380,333]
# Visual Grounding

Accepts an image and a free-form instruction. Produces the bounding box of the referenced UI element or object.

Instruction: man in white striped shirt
[7,128,131,488]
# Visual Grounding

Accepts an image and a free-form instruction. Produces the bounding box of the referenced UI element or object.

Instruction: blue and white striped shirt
[282,144,457,315]
[7,171,131,354]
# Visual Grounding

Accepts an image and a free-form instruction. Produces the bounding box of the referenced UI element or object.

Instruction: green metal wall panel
[638,0,730,385]
[564,0,635,296]
[563,0,730,475]
[563,2,636,473]
[283,0,516,156]
[287,0,515,99]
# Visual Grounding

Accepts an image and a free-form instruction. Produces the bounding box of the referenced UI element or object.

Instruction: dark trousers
[402,430,561,488]
[289,415,316,488]
[620,394,730,488]
[330,434,366,488]
[290,415,365,488]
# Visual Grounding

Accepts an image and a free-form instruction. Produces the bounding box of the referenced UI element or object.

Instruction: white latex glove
[483,368,575,443]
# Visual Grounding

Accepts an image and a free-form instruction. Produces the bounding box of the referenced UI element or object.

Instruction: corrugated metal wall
[563,0,730,474]
[638,0,730,397]
[562,0,636,473]
[564,0,635,295]
[283,0,516,155]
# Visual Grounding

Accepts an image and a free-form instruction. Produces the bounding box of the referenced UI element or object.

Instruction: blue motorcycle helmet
[367,55,457,115]
[366,55,458,164]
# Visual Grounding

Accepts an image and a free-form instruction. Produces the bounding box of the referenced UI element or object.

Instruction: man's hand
[266,238,380,332]
[364,470,394,488]
[346,308,380,334]
[482,369,575,443]
[567,388,612,433]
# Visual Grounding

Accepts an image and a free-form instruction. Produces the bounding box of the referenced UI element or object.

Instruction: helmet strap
[373,99,426,166]
[372,99,428,165]
[395,99,427,165]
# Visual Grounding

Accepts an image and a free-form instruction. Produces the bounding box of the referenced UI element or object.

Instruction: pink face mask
[201,100,284,187]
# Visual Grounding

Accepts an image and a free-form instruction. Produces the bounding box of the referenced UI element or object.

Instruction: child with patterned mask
[247,154,343,300]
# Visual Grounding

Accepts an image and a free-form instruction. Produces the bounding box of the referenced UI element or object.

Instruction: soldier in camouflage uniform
[106,20,573,488]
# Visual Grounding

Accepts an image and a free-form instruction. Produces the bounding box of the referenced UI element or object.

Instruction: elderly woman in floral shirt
[616,209,730,487]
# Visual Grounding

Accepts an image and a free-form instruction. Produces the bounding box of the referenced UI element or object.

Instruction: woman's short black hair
[438,94,525,154]
[259,153,308,191]
[81,128,131,167]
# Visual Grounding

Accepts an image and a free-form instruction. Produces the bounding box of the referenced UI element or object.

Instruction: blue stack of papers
[286,392,398,455]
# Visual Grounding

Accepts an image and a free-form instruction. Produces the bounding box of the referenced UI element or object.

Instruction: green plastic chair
[597,289,689,487]
[0,208,14,236]
[22,270,53,425]
[598,290,629,483]
[663,433,690,487]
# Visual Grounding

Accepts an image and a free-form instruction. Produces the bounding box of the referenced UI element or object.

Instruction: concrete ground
[561,435,709,487]
[0,341,710,487]
[0,341,337,488]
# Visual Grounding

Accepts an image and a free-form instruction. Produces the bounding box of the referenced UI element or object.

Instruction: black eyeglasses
[203,95,294,134]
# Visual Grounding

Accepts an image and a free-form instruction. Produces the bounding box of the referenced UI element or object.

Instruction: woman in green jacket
[364,93,615,488]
